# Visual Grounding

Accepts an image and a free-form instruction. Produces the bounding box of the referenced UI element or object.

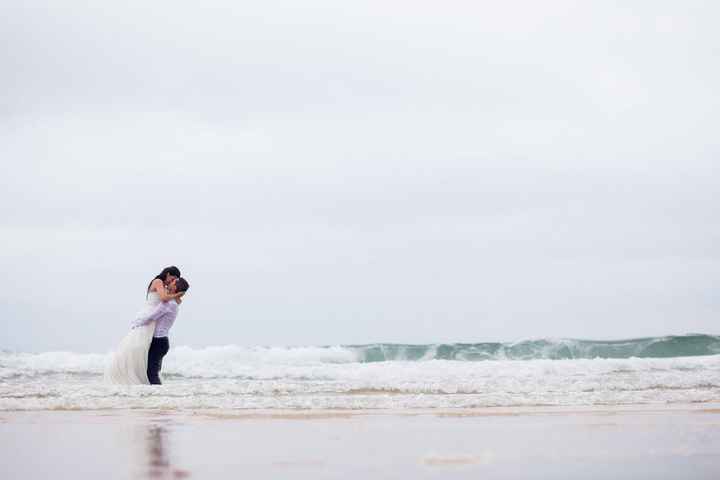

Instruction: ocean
[2,334,719,411]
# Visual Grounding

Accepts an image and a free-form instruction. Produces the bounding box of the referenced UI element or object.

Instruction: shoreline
[4,401,720,416]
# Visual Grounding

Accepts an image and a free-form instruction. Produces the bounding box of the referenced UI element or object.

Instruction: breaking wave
[1,335,719,380]
[2,335,720,411]
[350,334,720,362]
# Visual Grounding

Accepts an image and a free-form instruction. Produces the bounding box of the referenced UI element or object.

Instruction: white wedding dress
[104,292,160,385]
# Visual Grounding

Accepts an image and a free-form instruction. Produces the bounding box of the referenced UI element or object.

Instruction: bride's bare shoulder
[149,278,164,292]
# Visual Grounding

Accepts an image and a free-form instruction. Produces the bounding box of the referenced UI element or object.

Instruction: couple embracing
[105,266,190,385]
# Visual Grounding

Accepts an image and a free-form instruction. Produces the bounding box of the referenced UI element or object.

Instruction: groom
[144,277,190,385]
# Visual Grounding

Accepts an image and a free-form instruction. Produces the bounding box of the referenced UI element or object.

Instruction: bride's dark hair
[147,266,181,295]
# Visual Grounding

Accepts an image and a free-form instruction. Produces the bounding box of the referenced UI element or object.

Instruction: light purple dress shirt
[134,300,179,338]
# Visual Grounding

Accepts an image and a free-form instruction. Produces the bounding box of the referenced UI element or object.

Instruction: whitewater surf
[2,334,719,411]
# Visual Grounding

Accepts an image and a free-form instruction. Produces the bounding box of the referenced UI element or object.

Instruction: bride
[105,266,184,385]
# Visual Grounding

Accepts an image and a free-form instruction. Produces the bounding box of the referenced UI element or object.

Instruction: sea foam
[2,335,719,411]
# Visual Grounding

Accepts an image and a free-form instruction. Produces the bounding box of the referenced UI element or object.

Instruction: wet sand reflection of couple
[143,423,190,479]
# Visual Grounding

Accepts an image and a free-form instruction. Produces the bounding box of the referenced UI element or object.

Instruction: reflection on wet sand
[144,424,190,479]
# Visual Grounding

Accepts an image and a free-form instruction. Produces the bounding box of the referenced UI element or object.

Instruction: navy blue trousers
[147,337,169,385]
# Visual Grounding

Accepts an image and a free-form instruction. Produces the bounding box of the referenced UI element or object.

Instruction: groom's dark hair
[176,277,190,294]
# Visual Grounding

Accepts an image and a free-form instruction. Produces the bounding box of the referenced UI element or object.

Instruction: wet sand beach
[2,404,720,479]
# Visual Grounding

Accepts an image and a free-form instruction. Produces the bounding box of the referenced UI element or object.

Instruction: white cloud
[1,0,718,351]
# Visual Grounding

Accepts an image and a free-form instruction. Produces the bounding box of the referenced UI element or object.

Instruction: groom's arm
[135,302,173,326]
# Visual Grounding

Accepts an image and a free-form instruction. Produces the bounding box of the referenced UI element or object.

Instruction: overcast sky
[1,1,718,352]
